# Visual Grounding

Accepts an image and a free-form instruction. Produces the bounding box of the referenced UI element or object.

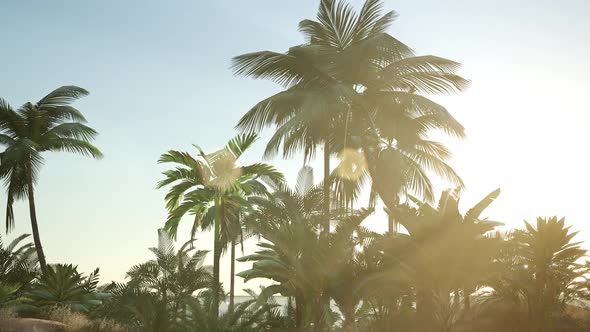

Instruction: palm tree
[0,234,38,314]
[0,86,102,272]
[239,167,373,329]
[95,229,214,330]
[238,166,323,328]
[232,0,468,236]
[126,229,212,313]
[478,218,588,332]
[179,290,280,332]
[0,234,38,286]
[326,246,378,328]
[26,263,103,312]
[0,282,26,312]
[370,188,503,328]
[157,133,282,320]
[515,217,586,330]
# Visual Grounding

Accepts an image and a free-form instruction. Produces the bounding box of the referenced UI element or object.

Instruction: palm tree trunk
[388,214,395,234]
[416,289,435,328]
[322,139,330,236]
[463,288,471,313]
[342,304,355,328]
[295,294,303,328]
[320,140,331,331]
[212,198,222,320]
[229,239,235,313]
[388,194,400,235]
[27,166,47,273]
[313,296,324,331]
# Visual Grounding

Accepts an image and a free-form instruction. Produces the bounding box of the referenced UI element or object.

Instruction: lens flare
[336,148,367,181]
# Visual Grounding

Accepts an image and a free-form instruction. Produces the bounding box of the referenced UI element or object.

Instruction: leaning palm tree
[157,133,282,320]
[0,86,102,272]
[232,0,468,236]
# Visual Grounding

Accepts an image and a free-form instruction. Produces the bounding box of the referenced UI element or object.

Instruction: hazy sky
[1,0,590,293]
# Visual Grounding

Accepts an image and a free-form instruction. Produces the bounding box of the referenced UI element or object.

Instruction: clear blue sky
[1,0,589,291]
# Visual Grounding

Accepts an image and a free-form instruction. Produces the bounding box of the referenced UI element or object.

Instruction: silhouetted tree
[0,86,102,272]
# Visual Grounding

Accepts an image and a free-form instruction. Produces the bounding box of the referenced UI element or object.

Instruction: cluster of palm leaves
[2,0,590,331]
[91,230,285,332]
[0,234,107,317]
[232,0,466,224]
[0,234,38,311]
[25,263,105,312]
[479,217,589,331]
[109,229,213,329]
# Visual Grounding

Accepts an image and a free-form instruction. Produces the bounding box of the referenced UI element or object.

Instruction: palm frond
[36,86,89,114]
[42,137,103,159]
[464,188,501,223]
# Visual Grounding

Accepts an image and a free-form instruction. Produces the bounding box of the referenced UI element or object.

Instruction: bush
[44,305,131,332]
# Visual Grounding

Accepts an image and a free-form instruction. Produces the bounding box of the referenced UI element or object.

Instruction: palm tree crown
[232,0,468,236]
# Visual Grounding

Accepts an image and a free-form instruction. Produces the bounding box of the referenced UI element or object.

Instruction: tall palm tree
[0,86,102,272]
[232,0,468,236]
[157,133,282,320]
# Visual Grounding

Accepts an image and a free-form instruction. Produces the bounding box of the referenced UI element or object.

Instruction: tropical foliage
[1,1,589,332]
[157,132,282,319]
[0,85,102,271]
[25,264,104,312]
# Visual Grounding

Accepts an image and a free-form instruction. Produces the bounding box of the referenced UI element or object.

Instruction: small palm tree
[104,289,173,332]
[97,229,213,332]
[158,133,283,320]
[179,289,282,332]
[370,188,503,328]
[126,229,212,313]
[26,264,103,312]
[238,166,323,328]
[0,234,38,286]
[0,234,38,315]
[478,218,588,331]
[0,86,102,271]
[0,282,25,311]
[239,167,372,329]
[516,217,586,329]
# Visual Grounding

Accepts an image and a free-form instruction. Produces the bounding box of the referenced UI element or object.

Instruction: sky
[1,0,590,293]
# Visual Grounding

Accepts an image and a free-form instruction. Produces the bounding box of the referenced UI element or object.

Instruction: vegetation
[0,0,589,331]
[157,133,282,320]
[0,86,102,271]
